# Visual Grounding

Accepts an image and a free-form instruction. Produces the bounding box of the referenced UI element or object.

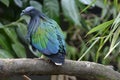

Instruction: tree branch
[0,59,120,80]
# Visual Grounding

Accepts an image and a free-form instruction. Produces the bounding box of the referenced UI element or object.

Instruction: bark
[0,59,120,80]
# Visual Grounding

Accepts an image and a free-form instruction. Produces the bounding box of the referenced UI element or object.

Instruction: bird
[21,6,66,65]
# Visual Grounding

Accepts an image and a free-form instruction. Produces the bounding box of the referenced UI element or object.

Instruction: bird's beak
[20,10,25,16]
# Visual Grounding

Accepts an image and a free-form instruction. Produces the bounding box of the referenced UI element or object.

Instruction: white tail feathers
[55,63,62,65]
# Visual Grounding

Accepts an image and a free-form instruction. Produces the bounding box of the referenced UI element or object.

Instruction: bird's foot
[34,58,61,65]
[34,58,51,63]
[34,58,45,60]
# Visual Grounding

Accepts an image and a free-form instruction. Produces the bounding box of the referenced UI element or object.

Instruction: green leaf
[0,49,14,58]
[78,37,100,61]
[0,0,9,7]
[14,0,23,7]
[43,0,59,20]
[101,6,108,19]
[20,15,30,24]
[87,20,114,35]
[0,34,12,52]
[12,42,26,58]
[104,13,120,59]
[104,40,120,59]
[110,27,120,50]
[61,0,81,26]
[80,0,96,13]
[95,0,105,8]
[30,0,42,12]
[0,23,4,28]
[79,0,95,6]
[4,28,18,43]
[102,13,120,49]
[16,23,27,43]
[66,44,77,59]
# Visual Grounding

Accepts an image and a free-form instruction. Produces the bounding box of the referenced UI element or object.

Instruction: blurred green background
[0,0,120,79]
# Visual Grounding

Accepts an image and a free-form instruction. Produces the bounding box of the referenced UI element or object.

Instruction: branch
[0,59,120,80]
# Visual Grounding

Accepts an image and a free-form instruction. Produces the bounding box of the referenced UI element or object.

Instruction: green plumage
[31,19,65,55]
[21,6,66,65]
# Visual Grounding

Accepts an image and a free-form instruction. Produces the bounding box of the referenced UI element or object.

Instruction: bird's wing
[31,19,65,55]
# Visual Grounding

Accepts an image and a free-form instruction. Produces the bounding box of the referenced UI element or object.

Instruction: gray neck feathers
[26,11,49,41]
[27,16,40,38]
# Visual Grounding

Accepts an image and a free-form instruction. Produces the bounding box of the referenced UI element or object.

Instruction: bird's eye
[29,10,33,13]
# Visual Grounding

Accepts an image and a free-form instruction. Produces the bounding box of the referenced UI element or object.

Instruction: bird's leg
[29,45,51,63]
[40,55,45,58]
[34,55,51,63]
[34,55,46,60]
[40,55,51,63]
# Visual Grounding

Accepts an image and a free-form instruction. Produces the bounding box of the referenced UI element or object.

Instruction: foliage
[0,0,120,72]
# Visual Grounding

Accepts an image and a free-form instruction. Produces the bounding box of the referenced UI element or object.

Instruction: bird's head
[21,6,40,17]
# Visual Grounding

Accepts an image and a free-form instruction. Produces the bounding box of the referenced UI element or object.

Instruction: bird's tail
[46,53,65,66]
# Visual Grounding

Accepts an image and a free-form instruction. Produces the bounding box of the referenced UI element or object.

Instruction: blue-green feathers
[21,6,66,65]
[31,19,64,55]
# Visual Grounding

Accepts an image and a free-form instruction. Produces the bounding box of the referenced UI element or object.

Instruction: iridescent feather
[21,6,66,65]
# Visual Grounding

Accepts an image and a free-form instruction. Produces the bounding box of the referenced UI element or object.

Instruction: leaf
[0,0,9,7]
[4,28,18,43]
[87,20,114,35]
[95,1,107,18]
[95,0,105,8]
[0,34,12,52]
[14,0,23,7]
[110,27,120,50]
[20,15,30,24]
[78,37,100,61]
[12,42,26,58]
[104,41,120,59]
[43,0,59,20]
[61,0,81,26]
[101,6,108,19]
[30,0,42,12]
[0,23,4,28]
[0,49,14,58]
[80,0,96,13]
[66,44,77,59]
[103,12,120,50]
[16,23,27,43]
[104,13,120,59]
[79,0,95,6]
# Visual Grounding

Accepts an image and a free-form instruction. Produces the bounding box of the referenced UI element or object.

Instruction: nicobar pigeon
[21,6,66,65]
